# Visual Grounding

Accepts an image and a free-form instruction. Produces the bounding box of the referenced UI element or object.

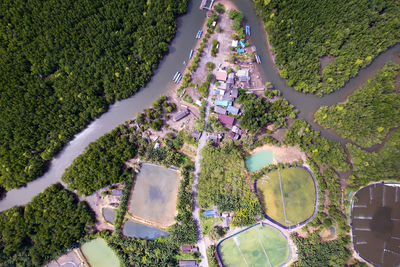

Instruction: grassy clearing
[219,224,289,267]
[257,167,316,226]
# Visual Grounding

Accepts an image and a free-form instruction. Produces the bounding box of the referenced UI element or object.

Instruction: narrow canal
[1,0,399,211]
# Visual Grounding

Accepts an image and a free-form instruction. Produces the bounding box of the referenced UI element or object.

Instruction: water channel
[1,0,400,212]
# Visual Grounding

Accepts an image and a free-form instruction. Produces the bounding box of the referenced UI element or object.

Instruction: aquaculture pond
[256,167,317,227]
[218,223,290,267]
[246,150,274,172]
[352,183,400,267]
[81,238,119,267]
[123,220,169,240]
[102,207,115,224]
[129,163,179,226]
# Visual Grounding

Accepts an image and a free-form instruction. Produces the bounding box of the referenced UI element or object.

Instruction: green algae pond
[81,238,119,267]
[246,150,274,172]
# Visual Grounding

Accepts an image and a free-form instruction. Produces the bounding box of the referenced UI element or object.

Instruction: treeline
[315,62,400,147]
[347,129,400,186]
[62,125,140,196]
[254,0,400,95]
[0,0,186,190]
[237,90,296,133]
[198,141,262,226]
[0,184,94,266]
[284,119,350,172]
[284,119,353,265]
[292,231,351,266]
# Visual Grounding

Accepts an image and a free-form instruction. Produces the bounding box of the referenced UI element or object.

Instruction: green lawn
[256,167,316,226]
[219,224,289,267]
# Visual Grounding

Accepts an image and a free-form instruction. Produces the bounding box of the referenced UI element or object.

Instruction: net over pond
[352,183,400,266]
[129,163,179,226]
[218,223,290,267]
[246,150,274,172]
[81,238,119,267]
[256,167,316,227]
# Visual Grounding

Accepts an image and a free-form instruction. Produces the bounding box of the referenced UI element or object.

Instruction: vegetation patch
[256,167,316,227]
[254,0,400,95]
[198,141,262,227]
[347,128,400,186]
[315,62,400,147]
[218,223,289,267]
[0,184,94,266]
[0,0,187,190]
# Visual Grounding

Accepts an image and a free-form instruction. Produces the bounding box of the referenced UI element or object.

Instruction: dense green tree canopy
[285,119,350,172]
[254,0,400,95]
[62,126,139,196]
[315,62,400,147]
[293,231,351,266]
[238,92,295,133]
[0,0,186,190]
[198,141,262,226]
[347,129,400,186]
[0,184,94,266]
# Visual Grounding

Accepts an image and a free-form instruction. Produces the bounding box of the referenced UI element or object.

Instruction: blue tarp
[240,40,246,48]
[204,210,216,217]
[237,48,245,53]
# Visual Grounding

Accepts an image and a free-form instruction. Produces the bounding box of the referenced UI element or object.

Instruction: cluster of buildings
[207,68,250,141]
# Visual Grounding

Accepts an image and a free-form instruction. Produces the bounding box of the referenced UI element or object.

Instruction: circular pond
[217,223,290,267]
[352,183,400,266]
[255,166,317,227]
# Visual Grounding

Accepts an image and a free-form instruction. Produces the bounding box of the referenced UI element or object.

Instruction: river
[0,0,399,211]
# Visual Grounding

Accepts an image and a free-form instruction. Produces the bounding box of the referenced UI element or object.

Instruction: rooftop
[216,70,227,82]
[218,114,235,126]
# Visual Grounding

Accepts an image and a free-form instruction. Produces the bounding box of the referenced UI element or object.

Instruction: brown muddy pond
[352,183,400,266]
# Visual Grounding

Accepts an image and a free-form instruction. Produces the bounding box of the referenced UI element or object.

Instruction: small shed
[231,88,239,98]
[227,73,235,84]
[227,106,240,115]
[154,142,160,149]
[214,106,227,115]
[231,40,238,47]
[214,100,231,107]
[219,95,235,102]
[237,69,249,80]
[204,209,217,217]
[216,70,227,82]
[173,109,189,122]
[218,82,227,90]
[112,189,123,197]
[232,125,242,134]
[222,212,231,227]
[191,131,202,140]
[181,245,194,253]
[218,114,235,126]
[179,260,198,267]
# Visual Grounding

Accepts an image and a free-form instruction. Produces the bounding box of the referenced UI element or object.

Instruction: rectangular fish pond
[129,163,179,226]
[123,220,169,240]
[81,238,119,267]
[246,150,274,172]
[102,208,168,240]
